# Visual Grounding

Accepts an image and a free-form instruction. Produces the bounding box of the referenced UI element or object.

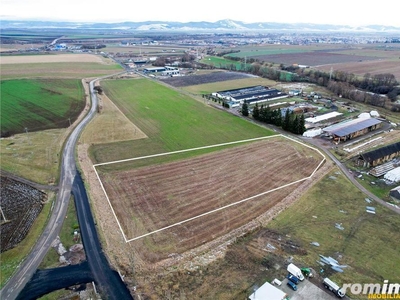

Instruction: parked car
[287,280,297,291]
[287,273,300,284]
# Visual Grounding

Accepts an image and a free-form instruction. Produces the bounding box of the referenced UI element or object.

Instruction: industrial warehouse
[143,66,180,76]
[322,117,382,143]
[212,85,288,108]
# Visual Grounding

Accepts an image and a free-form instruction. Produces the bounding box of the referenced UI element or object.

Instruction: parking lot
[280,278,338,300]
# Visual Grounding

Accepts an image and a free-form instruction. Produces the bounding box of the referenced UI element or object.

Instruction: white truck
[287,263,305,281]
[323,278,345,298]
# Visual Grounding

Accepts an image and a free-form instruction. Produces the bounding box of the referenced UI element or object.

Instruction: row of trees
[290,67,399,102]
[242,102,306,135]
[213,54,399,108]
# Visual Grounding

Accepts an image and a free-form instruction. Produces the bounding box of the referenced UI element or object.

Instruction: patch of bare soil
[78,133,333,298]
[133,160,334,299]
[253,52,378,66]
[100,138,321,247]
[315,59,400,80]
[160,71,256,87]
[51,236,86,266]
[0,176,46,252]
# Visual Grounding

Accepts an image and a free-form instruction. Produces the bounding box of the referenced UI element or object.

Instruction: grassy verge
[181,77,278,95]
[0,129,67,184]
[39,196,79,269]
[267,167,400,299]
[0,192,55,289]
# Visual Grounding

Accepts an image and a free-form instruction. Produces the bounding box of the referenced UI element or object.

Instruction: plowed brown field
[0,54,105,64]
[98,136,324,263]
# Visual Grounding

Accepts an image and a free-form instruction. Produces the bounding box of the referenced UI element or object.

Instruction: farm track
[0,170,58,191]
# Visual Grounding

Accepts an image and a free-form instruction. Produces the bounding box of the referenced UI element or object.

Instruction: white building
[384,167,400,183]
[248,281,288,300]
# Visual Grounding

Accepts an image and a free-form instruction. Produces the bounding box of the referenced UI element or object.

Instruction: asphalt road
[2,73,397,299]
[0,74,128,299]
[303,130,400,215]
[15,262,94,300]
[0,119,78,300]
[228,107,400,215]
[71,172,132,299]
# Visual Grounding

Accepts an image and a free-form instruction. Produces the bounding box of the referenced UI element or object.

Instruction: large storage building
[213,85,288,108]
[322,117,382,143]
[358,142,400,168]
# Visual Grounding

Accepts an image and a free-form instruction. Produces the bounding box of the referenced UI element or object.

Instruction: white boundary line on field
[92,134,326,243]
[93,135,275,167]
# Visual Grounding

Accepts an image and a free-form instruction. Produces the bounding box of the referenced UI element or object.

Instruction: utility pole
[25,127,31,144]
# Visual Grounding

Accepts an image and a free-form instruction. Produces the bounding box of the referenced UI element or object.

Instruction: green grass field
[267,167,400,298]
[39,197,79,270]
[181,77,278,95]
[1,79,85,135]
[92,78,275,165]
[200,56,244,70]
[226,48,308,58]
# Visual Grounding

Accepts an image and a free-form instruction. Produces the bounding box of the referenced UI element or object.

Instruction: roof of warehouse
[361,142,400,162]
[216,85,287,100]
[323,118,382,137]
[235,89,283,100]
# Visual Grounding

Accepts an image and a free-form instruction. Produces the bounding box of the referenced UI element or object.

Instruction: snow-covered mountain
[1,19,400,33]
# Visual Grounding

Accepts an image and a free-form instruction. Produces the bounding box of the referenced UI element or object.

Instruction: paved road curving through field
[0,72,130,300]
[305,136,400,214]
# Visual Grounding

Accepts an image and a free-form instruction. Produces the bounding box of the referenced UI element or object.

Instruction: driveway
[280,278,339,300]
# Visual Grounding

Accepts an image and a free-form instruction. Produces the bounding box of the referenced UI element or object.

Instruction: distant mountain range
[2,19,400,33]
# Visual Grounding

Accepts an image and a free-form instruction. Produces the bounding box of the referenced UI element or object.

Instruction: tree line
[242,102,306,135]
[211,55,400,112]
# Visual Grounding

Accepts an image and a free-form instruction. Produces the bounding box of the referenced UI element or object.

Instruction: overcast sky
[1,0,399,27]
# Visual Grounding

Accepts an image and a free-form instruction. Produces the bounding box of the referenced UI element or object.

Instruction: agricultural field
[223,43,344,58]
[200,56,244,70]
[180,75,278,95]
[0,179,55,289]
[90,78,272,164]
[0,53,104,64]
[0,43,47,52]
[96,136,323,263]
[0,53,122,80]
[221,43,400,80]
[160,70,258,87]
[247,51,379,67]
[136,166,400,299]
[315,59,400,81]
[1,79,85,136]
[104,44,188,55]
[77,70,400,299]
[0,176,46,252]
[76,74,330,299]
[0,52,122,182]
